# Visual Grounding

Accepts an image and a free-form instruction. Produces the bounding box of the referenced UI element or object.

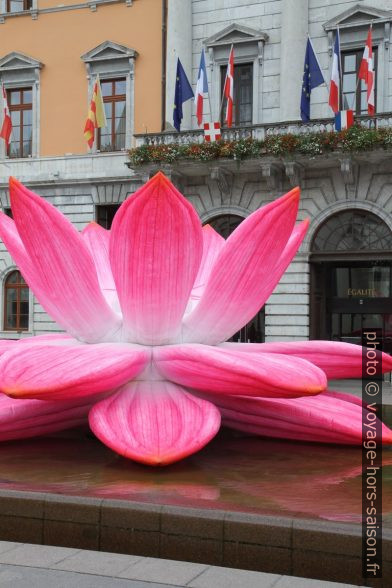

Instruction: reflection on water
[1,426,392,526]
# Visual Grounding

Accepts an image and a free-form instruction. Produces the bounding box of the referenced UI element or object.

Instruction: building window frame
[3,269,29,332]
[5,0,32,12]
[220,62,253,127]
[97,78,126,153]
[341,47,378,115]
[0,52,42,160]
[81,41,138,153]
[205,23,269,127]
[7,86,33,158]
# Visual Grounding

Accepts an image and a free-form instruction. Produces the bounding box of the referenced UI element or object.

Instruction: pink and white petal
[0,393,102,441]
[82,222,120,312]
[189,225,225,301]
[89,380,221,466]
[207,390,392,445]
[0,342,150,401]
[110,172,203,345]
[17,334,79,348]
[220,340,392,379]
[183,188,300,344]
[0,340,18,356]
[7,178,120,342]
[154,344,327,399]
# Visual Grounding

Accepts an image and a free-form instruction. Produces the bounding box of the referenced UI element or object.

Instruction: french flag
[329,29,340,114]
[195,49,209,126]
[335,109,354,131]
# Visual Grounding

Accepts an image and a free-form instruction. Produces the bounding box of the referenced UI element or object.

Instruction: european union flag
[173,58,194,132]
[300,38,325,122]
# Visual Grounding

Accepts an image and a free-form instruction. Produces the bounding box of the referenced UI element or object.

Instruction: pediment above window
[324,4,392,31]
[324,4,392,51]
[205,23,269,66]
[81,41,138,77]
[0,52,42,84]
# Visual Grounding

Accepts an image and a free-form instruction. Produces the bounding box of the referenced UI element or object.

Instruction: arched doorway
[207,214,265,343]
[310,210,392,350]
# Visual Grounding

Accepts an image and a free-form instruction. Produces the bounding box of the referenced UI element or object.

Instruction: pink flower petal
[110,172,203,344]
[0,342,149,400]
[82,222,120,312]
[6,178,120,342]
[210,390,392,445]
[89,380,221,466]
[154,344,327,398]
[221,340,392,379]
[0,340,18,357]
[188,225,225,307]
[0,393,99,441]
[183,188,300,344]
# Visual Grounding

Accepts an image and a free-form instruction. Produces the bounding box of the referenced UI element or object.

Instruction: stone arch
[302,201,392,255]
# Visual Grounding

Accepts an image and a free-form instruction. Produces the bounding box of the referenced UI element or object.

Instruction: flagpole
[218,43,233,123]
[205,50,213,123]
[337,27,343,112]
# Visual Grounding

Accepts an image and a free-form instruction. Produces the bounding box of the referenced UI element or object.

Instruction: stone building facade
[137,0,392,346]
[1,0,392,347]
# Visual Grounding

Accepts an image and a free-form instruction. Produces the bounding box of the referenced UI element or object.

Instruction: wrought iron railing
[134,112,392,147]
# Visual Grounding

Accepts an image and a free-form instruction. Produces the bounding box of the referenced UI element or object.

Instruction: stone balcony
[130,112,392,191]
[134,112,392,146]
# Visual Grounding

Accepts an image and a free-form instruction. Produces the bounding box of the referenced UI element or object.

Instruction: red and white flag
[204,121,221,142]
[358,27,375,115]
[224,46,234,127]
[329,29,340,114]
[195,49,209,126]
[0,85,12,148]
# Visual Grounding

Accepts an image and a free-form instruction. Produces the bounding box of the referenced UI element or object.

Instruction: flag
[195,49,209,126]
[204,121,221,142]
[329,29,340,114]
[359,28,375,115]
[0,85,12,147]
[224,46,234,127]
[173,58,194,132]
[300,38,325,122]
[334,110,354,131]
[84,76,106,149]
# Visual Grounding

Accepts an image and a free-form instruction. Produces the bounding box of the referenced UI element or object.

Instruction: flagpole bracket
[384,23,390,50]
[327,31,334,57]
[284,161,303,188]
[210,166,232,196]
[340,157,357,186]
[261,163,283,190]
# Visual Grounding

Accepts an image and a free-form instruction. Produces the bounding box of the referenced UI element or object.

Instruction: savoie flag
[335,109,354,131]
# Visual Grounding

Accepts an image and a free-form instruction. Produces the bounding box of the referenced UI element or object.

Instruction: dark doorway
[310,210,392,353]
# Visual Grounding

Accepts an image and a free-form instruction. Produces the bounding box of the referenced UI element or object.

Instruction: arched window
[4,270,29,331]
[206,213,265,343]
[208,214,244,239]
[312,210,392,253]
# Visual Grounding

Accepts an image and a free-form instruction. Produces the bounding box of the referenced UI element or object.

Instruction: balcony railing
[134,112,392,147]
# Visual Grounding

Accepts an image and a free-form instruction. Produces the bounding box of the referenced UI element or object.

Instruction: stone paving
[0,541,363,587]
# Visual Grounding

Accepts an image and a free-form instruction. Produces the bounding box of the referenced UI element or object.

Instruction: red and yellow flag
[84,77,106,148]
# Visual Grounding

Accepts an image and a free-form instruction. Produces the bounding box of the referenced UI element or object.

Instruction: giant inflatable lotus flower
[0,173,391,465]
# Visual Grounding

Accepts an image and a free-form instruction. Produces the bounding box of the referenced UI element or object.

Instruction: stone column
[165,0,193,130]
[279,0,309,121]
